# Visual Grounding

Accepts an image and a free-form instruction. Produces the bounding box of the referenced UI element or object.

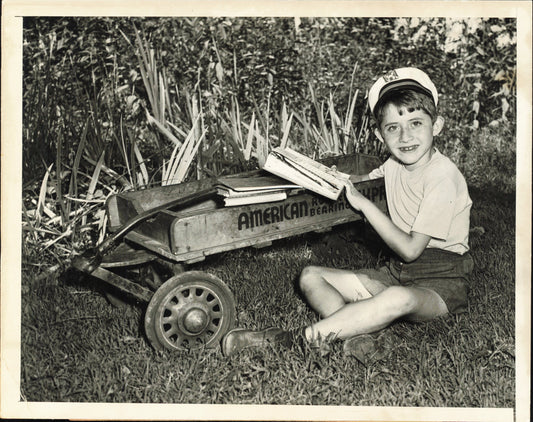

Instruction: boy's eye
[410,120,423,128]
[386,125,399,133]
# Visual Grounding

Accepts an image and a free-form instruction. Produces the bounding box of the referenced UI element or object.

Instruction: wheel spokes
[146,272,236,351]
[159,289,222,346]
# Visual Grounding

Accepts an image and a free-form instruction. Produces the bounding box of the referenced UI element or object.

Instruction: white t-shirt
[368,149,472,254]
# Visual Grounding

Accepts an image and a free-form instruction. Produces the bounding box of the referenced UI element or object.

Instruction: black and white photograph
[1,1,531,421]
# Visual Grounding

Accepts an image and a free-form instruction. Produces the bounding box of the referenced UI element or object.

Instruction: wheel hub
[182,307,209,334]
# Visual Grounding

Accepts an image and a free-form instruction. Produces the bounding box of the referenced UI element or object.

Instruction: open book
[262,147,350,200]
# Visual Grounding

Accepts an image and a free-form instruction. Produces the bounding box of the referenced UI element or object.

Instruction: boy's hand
[343,180,367,211]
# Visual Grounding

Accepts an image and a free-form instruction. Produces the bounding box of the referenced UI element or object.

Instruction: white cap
[368,67,438,115]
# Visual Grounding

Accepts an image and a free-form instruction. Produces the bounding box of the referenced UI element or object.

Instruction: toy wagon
[71,153,386,352]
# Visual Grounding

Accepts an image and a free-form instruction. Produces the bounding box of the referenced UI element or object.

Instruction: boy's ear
[374,128,385,143]
[432,116,445,136]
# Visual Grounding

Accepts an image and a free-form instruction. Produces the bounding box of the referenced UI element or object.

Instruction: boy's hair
[373,89,438,126]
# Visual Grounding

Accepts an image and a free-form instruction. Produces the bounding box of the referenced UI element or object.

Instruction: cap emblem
[382,70,399,83]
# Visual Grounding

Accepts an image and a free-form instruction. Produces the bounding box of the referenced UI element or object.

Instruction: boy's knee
[380,286,418,316]
[299,266,322,292]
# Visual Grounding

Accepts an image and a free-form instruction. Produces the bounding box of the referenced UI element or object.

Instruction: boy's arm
[344,180,430,262]
[349,174,370,183]
[349,164,384,183]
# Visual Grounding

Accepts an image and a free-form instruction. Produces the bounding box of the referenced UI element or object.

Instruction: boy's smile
[376,104,443,171]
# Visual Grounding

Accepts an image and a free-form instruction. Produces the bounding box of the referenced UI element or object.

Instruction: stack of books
[216,175,302,207]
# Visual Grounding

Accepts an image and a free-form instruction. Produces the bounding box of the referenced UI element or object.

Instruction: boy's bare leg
[222,269,448,357]
[299,266,389,318]
[304,285,448,342]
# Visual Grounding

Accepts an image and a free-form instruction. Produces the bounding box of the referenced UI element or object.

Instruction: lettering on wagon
[360,184,386,203]
[237,184,385,231]
[237,201,309,231]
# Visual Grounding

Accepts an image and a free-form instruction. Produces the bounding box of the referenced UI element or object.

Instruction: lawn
[20,186,515,407]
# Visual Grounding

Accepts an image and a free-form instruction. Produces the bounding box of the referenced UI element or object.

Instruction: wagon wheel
[144,271,236,352]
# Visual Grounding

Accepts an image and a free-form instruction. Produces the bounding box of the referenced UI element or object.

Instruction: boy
[222,67,474,362]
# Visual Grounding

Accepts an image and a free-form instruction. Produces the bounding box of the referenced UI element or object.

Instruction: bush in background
[23,16,516,181]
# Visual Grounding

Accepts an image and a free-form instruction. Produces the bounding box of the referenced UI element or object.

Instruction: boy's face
[375,103,444,171]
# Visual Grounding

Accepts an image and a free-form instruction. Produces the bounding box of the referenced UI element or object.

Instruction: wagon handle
[72,187,218,273]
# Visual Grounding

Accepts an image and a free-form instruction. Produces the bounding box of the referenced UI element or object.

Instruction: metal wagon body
[72,153,386,352]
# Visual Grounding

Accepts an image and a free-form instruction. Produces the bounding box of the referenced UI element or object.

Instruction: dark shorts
[359,248,474,314]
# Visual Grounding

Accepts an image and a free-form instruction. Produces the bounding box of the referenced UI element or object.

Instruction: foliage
[23,17,517,179]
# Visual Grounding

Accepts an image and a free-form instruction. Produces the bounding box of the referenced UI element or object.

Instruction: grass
[20,186,515,407]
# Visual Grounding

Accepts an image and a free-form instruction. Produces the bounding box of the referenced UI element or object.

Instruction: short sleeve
[368,164,385,180]
[411,176,457,240]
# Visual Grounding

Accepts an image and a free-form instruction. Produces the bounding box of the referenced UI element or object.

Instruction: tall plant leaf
[36,163,54,226]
